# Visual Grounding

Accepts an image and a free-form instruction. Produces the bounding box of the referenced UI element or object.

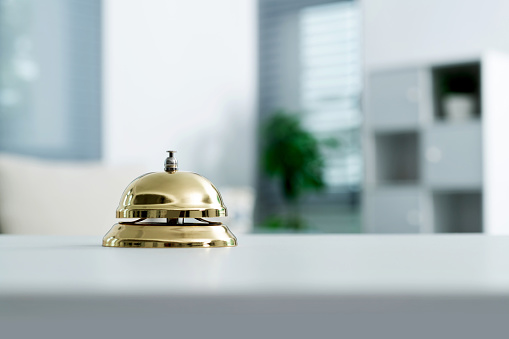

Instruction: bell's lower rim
[102,223,237,248]
[116,208,227,219]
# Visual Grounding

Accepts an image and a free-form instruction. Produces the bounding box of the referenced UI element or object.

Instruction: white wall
[103,0,257,188]
[363,0,509,69]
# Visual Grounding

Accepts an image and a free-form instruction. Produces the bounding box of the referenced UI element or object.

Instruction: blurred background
[1,0,509,235]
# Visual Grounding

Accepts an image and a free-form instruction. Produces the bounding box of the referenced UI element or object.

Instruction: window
[300,1,361,190]
[0,0,101,160]
[257,0,362,232]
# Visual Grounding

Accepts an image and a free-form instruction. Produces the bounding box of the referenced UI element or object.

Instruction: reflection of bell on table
[102,151,237,248]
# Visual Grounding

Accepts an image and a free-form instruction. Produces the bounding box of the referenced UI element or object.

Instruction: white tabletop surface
[2,234,509,339]
[1,233,509,298]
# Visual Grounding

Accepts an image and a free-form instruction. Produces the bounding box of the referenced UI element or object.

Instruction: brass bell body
[102,151,237,248]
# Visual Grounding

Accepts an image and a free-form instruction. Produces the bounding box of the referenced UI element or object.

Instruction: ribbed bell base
[102,222,237,248]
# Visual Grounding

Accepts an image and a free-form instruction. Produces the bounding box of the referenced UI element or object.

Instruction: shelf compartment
[366,187,423,233]
[423,122,482,189]
[432,62,481,122]
[433,191,482,233]
[368,69,421,129]
[375,131,419,184]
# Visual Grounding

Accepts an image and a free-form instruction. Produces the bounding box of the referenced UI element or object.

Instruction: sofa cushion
[0,154,145,235]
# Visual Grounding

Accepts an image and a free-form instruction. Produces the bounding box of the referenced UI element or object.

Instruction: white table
[2,234,509,339]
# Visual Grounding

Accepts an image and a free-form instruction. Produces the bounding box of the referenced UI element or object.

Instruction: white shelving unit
[363,52,509,234]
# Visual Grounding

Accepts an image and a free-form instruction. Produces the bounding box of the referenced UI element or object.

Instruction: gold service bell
[102,151,237,248]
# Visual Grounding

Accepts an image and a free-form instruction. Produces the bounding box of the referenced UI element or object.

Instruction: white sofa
[0,154,253,235]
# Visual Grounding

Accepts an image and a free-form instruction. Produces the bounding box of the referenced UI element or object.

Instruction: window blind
[300,1,362,190]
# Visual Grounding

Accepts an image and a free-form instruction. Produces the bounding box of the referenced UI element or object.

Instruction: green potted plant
[260,110,335,230]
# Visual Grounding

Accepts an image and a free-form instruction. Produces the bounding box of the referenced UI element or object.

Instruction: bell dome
[116,171,228,219]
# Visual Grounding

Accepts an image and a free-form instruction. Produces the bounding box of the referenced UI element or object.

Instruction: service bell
[102,151,237,248]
